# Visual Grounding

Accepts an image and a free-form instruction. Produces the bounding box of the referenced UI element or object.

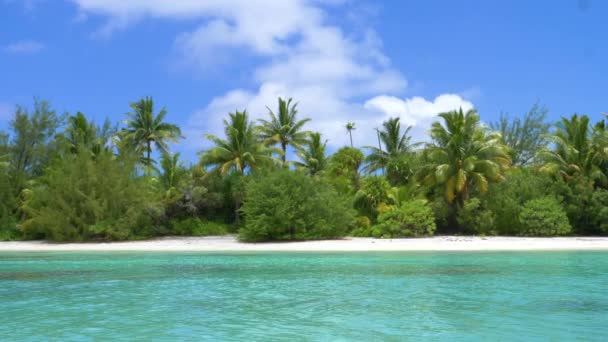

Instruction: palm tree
[258,97,311,166]
[199,110,279,175]
[416,108,511,228]
[537,114,608,185]
[364,117,419,185]
[121,97,182,166]
[295,132,327,176]
[64,112,113,156]
[158,152,186,191]
[345,122,356,147]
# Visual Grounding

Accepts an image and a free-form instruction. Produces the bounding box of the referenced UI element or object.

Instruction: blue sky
[1,0,607,162]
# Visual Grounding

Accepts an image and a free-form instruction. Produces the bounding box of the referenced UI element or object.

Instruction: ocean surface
[0,251,607,341]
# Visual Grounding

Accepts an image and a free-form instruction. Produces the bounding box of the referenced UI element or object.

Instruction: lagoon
[1,251,607,341]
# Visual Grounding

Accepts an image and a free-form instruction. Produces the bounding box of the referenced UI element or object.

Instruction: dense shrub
[518,197,572,236]
[457,198,496,235]
[485,170,566,235]
[20,152,161,241]
[590,189,608,234]
[170,217,229,236]
[370,200,436,238]
[239,170,356,242]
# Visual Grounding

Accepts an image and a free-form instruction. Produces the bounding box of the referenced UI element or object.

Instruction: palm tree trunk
[281,142,287,167]
[349,131,353,148]
[146,140,151,165]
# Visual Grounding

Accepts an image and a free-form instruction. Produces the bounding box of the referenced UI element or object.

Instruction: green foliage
[170,218,229,236]
[370,200,436,238]
[295,132,327,176]
[518,197,572,236]
[589,189,608,234]
[354,176,392,221]
[326,147,364,194]
[200,110,279,175]
[20,152,161,241]
[364,117,418,186]
[240,170,356,242]
[484,169,563,235]
[538,114,608,186]
[258,97,311,166]
[417,108,511,232]
[120,96,182,166]
[491,102,550,166]
[456,198,496,235]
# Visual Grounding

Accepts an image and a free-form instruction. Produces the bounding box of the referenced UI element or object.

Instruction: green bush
[239,170,356,242]
[518,197,572,236]
[20,152,161,241]
[589,189,608,235]
[485,169,567,235]
[370,200,436,238]
[170,217,229,236]
[350,216,373,237]
[457,198,496,235]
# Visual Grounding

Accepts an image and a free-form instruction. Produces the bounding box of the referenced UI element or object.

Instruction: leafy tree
[20,152,161,241]
[240,169,355,241]
[518,197,572,236]
[417,108,511,230]
[345,122,356,147]
[295,132,327,176]
[9,99,65,186]
[484,168,566,235]
[200,110,279,175]
[491,102,550,165]
[258,97,311,166]
[121,96,182,166]
[364,117,418,185]
[538,114,608,186]
[326,146,364,194]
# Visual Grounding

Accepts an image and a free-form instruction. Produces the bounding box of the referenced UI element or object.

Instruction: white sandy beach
[1,236,608,252]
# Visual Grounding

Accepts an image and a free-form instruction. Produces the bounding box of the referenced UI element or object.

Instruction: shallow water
[0,251,607,341]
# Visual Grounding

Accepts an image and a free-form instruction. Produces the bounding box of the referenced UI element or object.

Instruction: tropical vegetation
[0,96,607,242]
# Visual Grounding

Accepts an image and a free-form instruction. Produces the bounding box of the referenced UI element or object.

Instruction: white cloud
[3,40,44,54]
[364,94,474,141]
[70,0,474,150]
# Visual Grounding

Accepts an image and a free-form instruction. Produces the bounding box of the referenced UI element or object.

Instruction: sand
[1,236,608,252]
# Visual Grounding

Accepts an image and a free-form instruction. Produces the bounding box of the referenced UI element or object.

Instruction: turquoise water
[1,252,607,341]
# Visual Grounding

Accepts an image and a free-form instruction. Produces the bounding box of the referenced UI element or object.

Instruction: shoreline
[1,236,608,252]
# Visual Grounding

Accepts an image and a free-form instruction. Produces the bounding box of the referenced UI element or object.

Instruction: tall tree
[258,97,310,166]
[537,114,608,185]
[345,122,356,147]
[491,102,550,165]
[417,108,511,229]
[364,117,418,185]
[295,132,327,176]
[200,110,279,175]
[9,99,65,189]
[121,97,182,166]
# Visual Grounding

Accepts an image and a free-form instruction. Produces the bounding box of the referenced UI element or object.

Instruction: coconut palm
[364,117,419,185]
[200,110,279,175]
[295,132,327,176]
[345,122,356,147]
[64,112,112,156]
[121,97,182,166]
[258,97,311,166]
[537,114,608,185]
[416,108,511,226]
